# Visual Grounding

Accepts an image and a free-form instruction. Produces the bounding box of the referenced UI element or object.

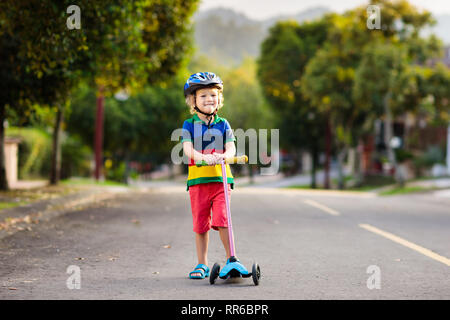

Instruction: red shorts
[188,182,231,234]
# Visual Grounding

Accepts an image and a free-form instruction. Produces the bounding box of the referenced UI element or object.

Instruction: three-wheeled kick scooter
[197,155,261,286]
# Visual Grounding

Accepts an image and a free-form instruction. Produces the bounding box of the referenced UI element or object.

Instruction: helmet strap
[194,106,217,127]
[194,95,218,127]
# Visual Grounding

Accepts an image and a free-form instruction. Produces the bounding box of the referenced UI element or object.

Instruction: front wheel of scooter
[252,263,260,286]
[210,263,220,285]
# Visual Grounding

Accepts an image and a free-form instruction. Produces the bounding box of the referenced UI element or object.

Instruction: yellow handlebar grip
[225,155,248,164]
[196,155,248,166]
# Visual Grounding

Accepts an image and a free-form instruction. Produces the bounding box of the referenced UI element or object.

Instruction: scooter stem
[221,159,235,257]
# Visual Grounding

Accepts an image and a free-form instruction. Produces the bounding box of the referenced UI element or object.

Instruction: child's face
[195,87,219,114]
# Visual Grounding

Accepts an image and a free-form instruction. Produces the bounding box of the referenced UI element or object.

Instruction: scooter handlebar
[196,155,248,167]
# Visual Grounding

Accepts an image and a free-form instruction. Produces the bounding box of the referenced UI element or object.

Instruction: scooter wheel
[252,263,261,286]
[210,263,220,285]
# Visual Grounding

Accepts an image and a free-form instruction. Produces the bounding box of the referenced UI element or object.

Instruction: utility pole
[94,86,104,181]
[50,104,63,185]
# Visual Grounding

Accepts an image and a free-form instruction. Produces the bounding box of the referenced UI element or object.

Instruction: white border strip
[303,199,340,216]
[359,223,450,267]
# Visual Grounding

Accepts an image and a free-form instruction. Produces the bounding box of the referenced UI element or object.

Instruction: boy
[181,72,236,279]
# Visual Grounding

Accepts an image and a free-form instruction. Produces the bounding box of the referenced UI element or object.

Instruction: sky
[198,0,450,20]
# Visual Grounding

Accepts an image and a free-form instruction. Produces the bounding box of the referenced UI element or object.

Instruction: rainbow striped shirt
[181,114,236,190]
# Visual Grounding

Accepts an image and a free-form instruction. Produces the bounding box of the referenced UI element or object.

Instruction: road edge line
[359,223,450,267]
[303,199,340,216]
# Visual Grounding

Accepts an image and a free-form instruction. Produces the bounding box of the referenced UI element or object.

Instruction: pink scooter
[199,155,260,285]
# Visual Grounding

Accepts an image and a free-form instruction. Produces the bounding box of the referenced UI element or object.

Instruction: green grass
[0,201,28,210]
[0,186,73,213]
[286,184,312,189]
[61,177,128,187]
[286,184,378,192]
[347,185,381,192]
[379,186,429,196]
[286,174,397,191]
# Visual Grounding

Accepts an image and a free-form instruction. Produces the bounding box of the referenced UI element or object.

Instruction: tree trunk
[384,92,403,186]
[50,104,63,185]
[0,104,9,190]
[336,147,348,190]
[354,140,364,187]
[310,144,317,189]
[94,86,105,181]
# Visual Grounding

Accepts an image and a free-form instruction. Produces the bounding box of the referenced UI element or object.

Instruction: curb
[237,187,377,198]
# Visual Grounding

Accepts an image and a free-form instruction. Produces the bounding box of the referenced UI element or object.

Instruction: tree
[0,13,70,189]
[218,57,274,180]
[422,64,450,123]
[0,0,143,187]
[0,0,199,187]
[351,1,442,185]
[66,79,188,179]
[301,0,439,188]
[301,5,400,189]
[90,0,200,180]
[257,19,329,186]
[353,41,410,184]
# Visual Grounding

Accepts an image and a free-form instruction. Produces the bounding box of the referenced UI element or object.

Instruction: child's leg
[191,230,209,277]
[189,184,213,277]
[196,230,209,265]
[218,227,231,259]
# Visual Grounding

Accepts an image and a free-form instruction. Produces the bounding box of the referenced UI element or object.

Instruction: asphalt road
[1,186,449,299]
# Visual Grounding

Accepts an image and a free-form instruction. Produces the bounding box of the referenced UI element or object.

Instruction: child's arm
[214,120,236,161]
[213,141,236,161]
[224,141,236,158]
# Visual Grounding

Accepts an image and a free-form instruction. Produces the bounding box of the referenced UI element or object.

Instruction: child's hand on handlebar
[202,154,217,165]
[213,152,226,163]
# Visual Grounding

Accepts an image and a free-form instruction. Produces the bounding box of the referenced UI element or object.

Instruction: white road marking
[359,224,450,267]
[303,199,340,216]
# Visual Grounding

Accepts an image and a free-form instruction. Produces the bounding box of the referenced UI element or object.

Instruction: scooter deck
[219,261,252,279]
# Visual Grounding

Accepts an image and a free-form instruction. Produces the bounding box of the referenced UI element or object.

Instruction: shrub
[61,135,92,179]
[105,161,126,183]
[413,145,445,177]
[7,127,93,180]
[6,127,52,179]
[395,148,414,163]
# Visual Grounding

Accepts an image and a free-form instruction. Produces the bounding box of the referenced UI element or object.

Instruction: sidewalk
[130,170,450,198]
[129,169,340,188]
[407,177,450,189]
[235,170,343,188]
[8,180,48,190]
[369,177,450,194]
[0,183,132,240]
[129,169,351,190]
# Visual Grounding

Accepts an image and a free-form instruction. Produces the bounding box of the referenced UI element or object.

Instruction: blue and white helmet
[184,72,223,97]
